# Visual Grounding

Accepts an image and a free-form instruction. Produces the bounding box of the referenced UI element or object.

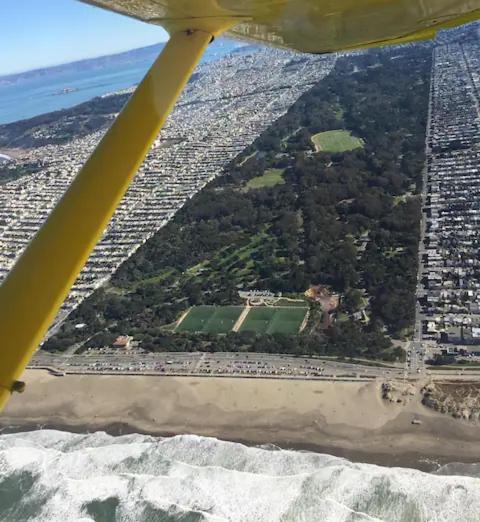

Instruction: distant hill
[0,38,248,86]
[0,44,164,86]
[0,39,256,146]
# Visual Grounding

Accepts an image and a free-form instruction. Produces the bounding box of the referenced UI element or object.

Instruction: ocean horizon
[0,39,245,126]
[0,429,479,521]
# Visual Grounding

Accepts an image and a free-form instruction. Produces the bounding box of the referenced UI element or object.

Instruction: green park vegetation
[426,366,480,371]
[331,357,399,368]
[311,129,363,153]
[246,168,285,189]
[333,106,345,120]
[393,193,415,206]
[44,45,431,362]
[426,355,480,369]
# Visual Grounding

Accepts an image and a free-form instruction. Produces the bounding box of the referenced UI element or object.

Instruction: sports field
[176,305,243,334]
[311,130,363,153]
[239,306,308,334]
[177,305,308,335]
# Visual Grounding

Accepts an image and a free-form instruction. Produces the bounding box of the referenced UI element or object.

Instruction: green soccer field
[176,306,243,334]
[238,307,276,333]
[266,307,309,334]
[239,306,308,334]
[177,305,308,335]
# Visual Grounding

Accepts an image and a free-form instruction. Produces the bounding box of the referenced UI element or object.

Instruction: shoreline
[1,419,477,473]
[2,370,479,473]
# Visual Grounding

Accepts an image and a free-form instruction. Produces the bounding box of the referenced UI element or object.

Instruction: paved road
[409,68,434,378]
[30,351,405,381]
[29,351,480,382]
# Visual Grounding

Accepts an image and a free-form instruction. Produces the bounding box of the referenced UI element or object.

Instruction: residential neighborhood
[0,47,335,335]
[418,36,480,353]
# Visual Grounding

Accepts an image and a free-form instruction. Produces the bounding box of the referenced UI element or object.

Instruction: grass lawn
[239,306,308,334]
[239,307,276,334]
[246,168,285,190]
[204,306,244,334]
[176,305,243,334]
[266,307,308,334]
[176,306,213,332]
[311,130,363,153]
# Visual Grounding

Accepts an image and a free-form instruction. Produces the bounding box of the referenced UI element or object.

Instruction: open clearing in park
[311,130,363,153]
[176,305,308,334]
[246,168,285,189]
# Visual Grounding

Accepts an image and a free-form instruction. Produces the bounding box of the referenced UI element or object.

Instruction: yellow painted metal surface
[80,0,480,53]
[0,29,214,411]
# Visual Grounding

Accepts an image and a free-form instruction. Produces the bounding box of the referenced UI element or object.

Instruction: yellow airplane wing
[0,0,478,410]
[81,0,480,52]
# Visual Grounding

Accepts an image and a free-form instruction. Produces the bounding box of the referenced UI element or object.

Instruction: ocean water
[0,40,244,125]
[0,430,479,521]
[0,59,156,125]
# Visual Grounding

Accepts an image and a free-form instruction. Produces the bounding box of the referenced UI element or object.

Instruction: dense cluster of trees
[119,319,400,361]
[44,44,431,360]
[426,354,457,366]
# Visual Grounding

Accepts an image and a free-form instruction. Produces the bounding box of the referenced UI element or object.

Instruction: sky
[1,0,169,76]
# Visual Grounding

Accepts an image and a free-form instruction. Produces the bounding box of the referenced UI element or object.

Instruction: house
[112,335,133,349]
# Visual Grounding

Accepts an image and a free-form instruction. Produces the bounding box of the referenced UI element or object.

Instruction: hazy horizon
[1,0,168,76]
[0,40,167,80]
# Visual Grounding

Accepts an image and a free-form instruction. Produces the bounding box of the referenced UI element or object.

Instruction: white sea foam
[0,430,479,521]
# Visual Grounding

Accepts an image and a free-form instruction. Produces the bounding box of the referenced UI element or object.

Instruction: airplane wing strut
[0,27,230,409]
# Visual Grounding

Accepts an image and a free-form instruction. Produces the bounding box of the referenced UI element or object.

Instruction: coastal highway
[28,351,480,382]
[30,351,405,381]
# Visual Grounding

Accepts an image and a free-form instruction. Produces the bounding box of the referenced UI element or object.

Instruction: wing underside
[79,0,480,52]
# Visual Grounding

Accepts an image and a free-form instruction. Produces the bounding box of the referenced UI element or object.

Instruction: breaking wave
[0,430,479,521]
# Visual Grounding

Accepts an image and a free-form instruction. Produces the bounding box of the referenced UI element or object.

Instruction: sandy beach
[2,370,480,470]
